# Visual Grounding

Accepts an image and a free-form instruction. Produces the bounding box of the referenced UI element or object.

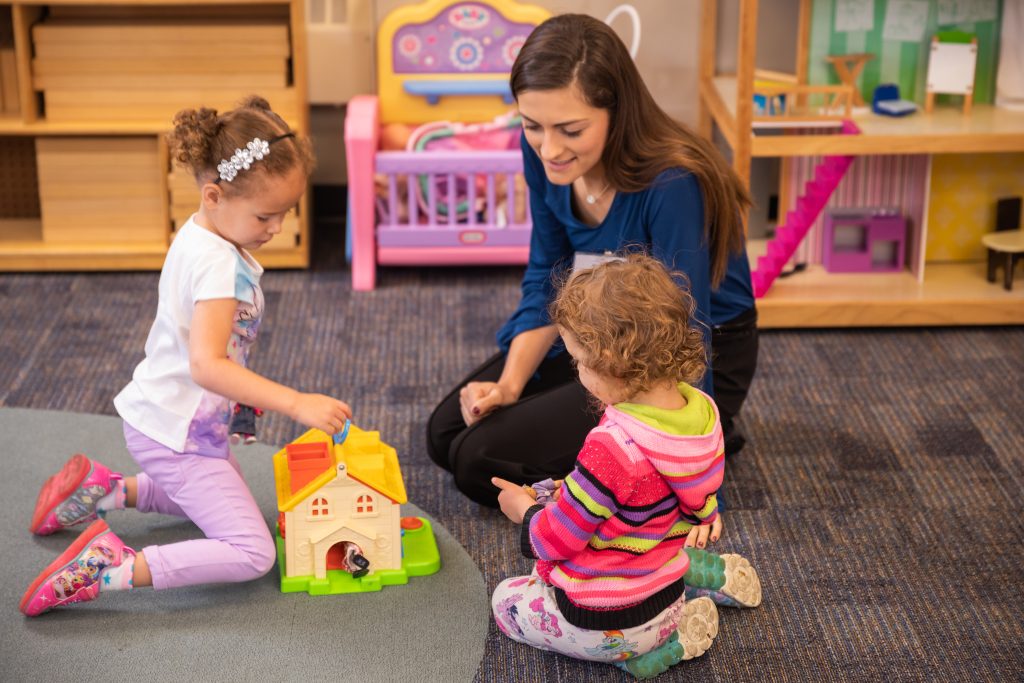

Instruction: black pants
[708,306,759,440]
[426,306,759,507]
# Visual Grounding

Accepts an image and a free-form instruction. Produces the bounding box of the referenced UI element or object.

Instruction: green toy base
[276,516,441,595]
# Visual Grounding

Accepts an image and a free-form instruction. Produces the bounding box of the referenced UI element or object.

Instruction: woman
[426,14,758,507]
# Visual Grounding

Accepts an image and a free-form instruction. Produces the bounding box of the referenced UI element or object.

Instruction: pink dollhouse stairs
[750,122,859,298]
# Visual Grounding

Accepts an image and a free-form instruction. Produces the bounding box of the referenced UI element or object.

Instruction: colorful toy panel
[377,0,550,124]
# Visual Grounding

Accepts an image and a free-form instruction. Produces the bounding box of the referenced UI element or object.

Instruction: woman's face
[517,84,610,185]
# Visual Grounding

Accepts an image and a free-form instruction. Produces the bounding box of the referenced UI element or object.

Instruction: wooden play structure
[698,0,1024,328]
[0,0,310,271]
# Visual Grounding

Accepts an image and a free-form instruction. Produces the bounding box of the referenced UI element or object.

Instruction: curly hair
[166,95,315,196]
[550,253,706,400]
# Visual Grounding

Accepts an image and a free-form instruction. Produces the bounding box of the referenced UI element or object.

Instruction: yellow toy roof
[273,424,408,512]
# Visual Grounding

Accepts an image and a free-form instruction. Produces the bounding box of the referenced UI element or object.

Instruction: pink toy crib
[344,0,550,290]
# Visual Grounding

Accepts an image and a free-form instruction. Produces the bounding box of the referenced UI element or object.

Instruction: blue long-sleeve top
[497,135,755,394]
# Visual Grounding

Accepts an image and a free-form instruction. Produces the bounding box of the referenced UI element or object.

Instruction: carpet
[2,260,1023,682]
[0,408,489,682]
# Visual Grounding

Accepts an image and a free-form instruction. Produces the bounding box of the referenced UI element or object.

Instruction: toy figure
[341,542,370,578]
[229,404,264,445]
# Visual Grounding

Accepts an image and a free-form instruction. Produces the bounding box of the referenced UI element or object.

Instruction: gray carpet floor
[1,408,488,683]
[1,255,1022,682]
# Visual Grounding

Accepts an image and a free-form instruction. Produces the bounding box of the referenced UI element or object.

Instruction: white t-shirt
[114,216,264,456]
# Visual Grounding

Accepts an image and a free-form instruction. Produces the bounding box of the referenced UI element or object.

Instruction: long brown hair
[510,14,750,285]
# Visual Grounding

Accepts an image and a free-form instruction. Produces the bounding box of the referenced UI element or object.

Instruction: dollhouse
[272,424,440,595]
[698,0,1024,327]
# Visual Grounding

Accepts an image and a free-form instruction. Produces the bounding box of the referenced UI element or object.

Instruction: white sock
[98,550,136,592]
[95,478,127,514]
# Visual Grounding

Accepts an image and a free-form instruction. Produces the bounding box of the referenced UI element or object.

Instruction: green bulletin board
[809,0,1003,105]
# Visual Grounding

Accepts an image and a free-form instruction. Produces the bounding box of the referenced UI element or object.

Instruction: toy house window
[354,494,377,516]
[308,497,332,519]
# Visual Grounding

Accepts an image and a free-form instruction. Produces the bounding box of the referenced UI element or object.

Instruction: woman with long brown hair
[427,13,758,507]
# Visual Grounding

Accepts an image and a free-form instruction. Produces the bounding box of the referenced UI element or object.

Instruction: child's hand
[685,516,723,549]
[291,393,353,435]
[491,477,538,524]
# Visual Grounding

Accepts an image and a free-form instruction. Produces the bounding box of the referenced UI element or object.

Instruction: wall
[807,0,1003,106]
[926,153,1024,262]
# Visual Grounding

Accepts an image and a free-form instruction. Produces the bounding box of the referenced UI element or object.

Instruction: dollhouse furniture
[344,0,550,291]
[982,197,1023,291]
[872,84,917,117]
[822,208,906,274]
[697,0,1024,328]
[982,230,1024,291]
[925,33,978,115]
[825,53,874,107]
[273,425,440,595]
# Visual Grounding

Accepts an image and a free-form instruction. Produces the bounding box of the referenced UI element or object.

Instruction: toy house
[272,424,440,595]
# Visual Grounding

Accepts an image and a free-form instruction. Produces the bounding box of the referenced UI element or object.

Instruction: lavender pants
[123,423,276,590]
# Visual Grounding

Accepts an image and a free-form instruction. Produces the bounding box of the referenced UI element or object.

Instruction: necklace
[582,178,611,205]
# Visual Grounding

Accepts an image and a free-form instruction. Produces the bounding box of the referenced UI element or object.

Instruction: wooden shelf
[0,238,169,270]
[756,261,1024,328]
[0,0,310,272]
[709,76,1024,157]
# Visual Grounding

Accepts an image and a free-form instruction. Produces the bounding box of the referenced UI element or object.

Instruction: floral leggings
[491,568,685,663]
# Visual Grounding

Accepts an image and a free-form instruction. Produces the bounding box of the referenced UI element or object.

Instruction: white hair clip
[217,138,271,182]
[215,133,295,183]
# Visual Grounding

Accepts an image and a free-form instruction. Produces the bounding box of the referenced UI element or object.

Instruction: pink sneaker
[30,454,121,535]
[20,519,133,617]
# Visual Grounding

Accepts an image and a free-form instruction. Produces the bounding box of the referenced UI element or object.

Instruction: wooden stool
[982,230,1024,291]
[825,53,874,107]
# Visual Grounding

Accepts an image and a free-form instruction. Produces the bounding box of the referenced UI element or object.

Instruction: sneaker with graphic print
[30,454,122,535]
[20,519,134,617]
[683,548,762,608]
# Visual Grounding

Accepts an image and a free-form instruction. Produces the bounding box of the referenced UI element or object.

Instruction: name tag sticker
[572,251,623,273]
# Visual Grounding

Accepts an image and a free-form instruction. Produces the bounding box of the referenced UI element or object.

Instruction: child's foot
[20,519,133,616]
[30,454,122,535]
[677,596,719,659]
[684,548,762,608]
[615,597,718,679]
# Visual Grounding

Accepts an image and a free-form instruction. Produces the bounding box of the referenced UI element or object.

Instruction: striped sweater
[521,389,724,630]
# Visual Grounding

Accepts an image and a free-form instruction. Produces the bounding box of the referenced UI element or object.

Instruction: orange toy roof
[273,425,408,512]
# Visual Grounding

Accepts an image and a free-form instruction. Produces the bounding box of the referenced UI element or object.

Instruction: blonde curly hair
[550,253,706,400]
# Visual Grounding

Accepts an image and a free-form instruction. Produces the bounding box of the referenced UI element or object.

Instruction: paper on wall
[883,0,930,42]
[835,0,875,33]
[937,0,998,25]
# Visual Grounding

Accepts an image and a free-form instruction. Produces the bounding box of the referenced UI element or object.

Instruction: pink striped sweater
[521,388,724,629]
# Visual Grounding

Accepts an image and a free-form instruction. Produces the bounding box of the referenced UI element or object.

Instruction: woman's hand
[491,477,539,524]
[459,381,518,426]
[290,393,353,436]
[685,516,724,549]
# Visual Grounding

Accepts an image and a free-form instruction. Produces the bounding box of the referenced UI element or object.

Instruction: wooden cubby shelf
[0,0,311,271]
